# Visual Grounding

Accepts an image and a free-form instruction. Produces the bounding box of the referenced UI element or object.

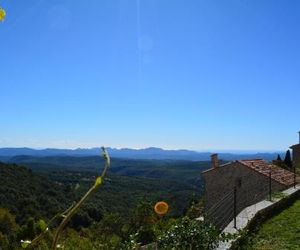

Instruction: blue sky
[0,0,299,151]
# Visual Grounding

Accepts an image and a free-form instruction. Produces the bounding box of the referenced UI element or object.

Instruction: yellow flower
[154,201,169,215]
[0,7,6,21]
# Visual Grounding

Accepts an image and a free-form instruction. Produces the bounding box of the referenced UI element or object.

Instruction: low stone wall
[215,186,300,250]
[231,187,300,249]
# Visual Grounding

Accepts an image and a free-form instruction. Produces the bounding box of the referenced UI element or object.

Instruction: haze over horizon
[0,146,288,154]
[1,0,300,150]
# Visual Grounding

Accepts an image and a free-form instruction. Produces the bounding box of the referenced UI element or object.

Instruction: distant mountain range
[0,147,283,161]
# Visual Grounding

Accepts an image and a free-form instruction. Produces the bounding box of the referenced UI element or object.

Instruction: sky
[0,0,300,151]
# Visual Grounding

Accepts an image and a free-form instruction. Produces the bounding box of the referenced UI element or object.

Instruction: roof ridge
[239,159,264,162]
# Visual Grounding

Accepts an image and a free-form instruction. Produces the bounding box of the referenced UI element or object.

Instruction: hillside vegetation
[8,155,209,185]
[0,159,204,224]
[0,159,217,249]
[0,163,73,225]
[238,199,300,249]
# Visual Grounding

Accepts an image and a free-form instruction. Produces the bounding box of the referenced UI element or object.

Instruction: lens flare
[0,8,6,21]
[154,201,169,215]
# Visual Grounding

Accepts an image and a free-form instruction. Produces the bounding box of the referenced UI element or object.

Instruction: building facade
[290,132,300,169]
[202,155,294,229]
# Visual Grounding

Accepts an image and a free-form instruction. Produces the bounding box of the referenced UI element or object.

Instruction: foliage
[1,156,205,221]
[276,154,282,162]
[0,160,206,248]
[235,199,300,249]
[27,147,111,250]
[8,155,209,188]
[129,200,158,245]
[0,232,10,250]
[157,217,224,250]
[273,154,289,170]
[270,191,287,200]
[0,208,18,235]
[58,228,95,250]
[0,208,18,250]
[0,162,74,225]
[272,159,289,170]
[122,233,141,250]
[0,154,216,249]
[185,198,204,219]
[284,150,293,170]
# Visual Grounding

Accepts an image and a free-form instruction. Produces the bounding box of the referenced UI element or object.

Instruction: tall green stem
[51,147,110,250]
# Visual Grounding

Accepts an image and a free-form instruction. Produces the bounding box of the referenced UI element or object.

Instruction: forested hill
[0,160,204,228]
[0,161,212,249]
[0,162,73,225]
[7,155,211,186]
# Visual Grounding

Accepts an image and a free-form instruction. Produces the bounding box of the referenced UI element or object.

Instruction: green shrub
[158,217,222,250]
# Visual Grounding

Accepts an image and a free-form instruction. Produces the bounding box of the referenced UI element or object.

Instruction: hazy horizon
[0,145,287,154]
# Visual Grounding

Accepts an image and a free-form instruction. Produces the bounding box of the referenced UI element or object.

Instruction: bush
[158,217,222,250]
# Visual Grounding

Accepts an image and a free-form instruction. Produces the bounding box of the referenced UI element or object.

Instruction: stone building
[202,154,294,229]
[290,131,300,169]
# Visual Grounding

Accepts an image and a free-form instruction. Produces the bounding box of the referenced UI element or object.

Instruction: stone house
[202,154,294,229]
[290,131,300,169]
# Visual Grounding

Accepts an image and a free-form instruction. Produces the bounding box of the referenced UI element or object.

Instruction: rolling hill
[0,147,281,161]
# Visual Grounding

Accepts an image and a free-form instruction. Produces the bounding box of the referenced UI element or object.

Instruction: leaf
[38,219,47,231]
[20,240,31,248]
[95,176,102,186]
[74,183,80,190]
[0,8,6,21]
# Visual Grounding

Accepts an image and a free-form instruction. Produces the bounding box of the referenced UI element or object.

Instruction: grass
[270,191,287,200]
[241,199,300,250]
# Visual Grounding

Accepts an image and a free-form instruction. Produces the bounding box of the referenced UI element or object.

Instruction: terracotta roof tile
[238,159,294,186]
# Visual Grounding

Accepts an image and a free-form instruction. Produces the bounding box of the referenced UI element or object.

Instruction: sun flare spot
[154,201,169,215]
[0,8,6,21]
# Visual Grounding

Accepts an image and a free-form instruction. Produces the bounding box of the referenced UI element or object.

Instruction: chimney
[298,131,300,144]
[211,154,219,169]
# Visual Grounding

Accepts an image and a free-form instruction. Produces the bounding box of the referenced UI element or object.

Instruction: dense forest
[0,158,215,249]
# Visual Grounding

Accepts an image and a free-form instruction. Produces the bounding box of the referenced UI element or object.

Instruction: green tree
[0,208,18,236]
[284,150,293,170]
[158,217,224,250]
[273,154,289,170]
[17,217,36,241]
[277,154,283,162]
[131,200,158,245]
[0,232,10,250]
[133,200,157,228]
[96,213,123,237]
[186,199,204,219]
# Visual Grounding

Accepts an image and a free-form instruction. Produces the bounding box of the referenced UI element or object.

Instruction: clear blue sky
[1,0,299,151]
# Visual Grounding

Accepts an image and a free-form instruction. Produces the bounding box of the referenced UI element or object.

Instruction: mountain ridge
[0,147,283,161]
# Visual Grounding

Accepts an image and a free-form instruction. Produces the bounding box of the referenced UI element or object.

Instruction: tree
[131,200,158,245]
[0,208,18,236]
[158,217,226,250]
[277,154,283,162]
[284,150,293,170]
[273,154,288,170]
[17,217,36,241]
[95,213,122,237]
[0,232,10,250]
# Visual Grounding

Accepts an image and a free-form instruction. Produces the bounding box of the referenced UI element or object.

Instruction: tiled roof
[238,159,294,186]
